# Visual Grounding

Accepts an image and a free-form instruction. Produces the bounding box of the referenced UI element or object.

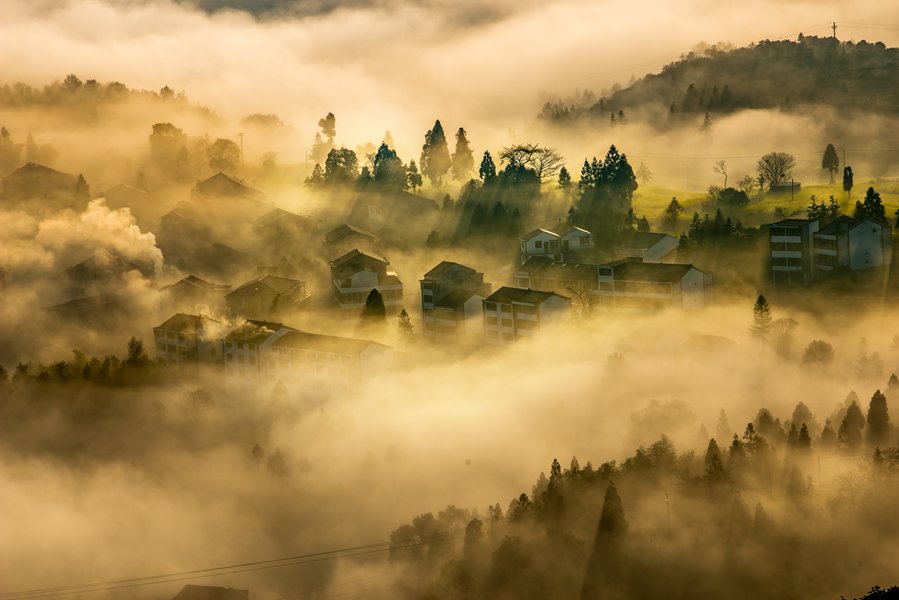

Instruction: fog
[2,2,899,600]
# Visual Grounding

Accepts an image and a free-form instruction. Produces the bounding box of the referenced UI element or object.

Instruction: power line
[0,532,465,600]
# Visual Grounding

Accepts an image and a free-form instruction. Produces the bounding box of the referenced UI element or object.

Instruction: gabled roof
[195,172,265,201]
[560,225,591,236]
[225,319,295,344]
[521,228,560,240]
[161,275,231,293]
[610,261,700,283]
[422,261,478,280]
[4,162,76,182]
[323,223,378,243]
[172,586,249,600]
[330,249,390,278]
[256,208,317,229]
[48,293,123,313]
[271,330,389,356]
[65,249,155,281]
[154,312,219,333]
[485,286,568,304]
[816,215,886,235]
[770,218,815,226]
[518,256,598,283]
[103,183,148,198]
[435,289,479,309]
[226,275,302,298]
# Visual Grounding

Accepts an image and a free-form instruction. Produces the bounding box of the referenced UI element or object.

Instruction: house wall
[680,268,706,309]
[521,232,562,263]
[848,222,888,270]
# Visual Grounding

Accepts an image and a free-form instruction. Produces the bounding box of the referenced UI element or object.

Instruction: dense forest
[540,36,899,127]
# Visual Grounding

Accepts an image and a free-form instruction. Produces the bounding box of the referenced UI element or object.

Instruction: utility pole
[666,492,670,533]
[831,22,837,74]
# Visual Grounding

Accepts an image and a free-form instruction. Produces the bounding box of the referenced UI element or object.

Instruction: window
[238,355,245,363]
[500,304,512,313]
[237,342,245,349]
[340,278,352,288]
[502,333,514,341]
[485,316,497,325]
[501,318,512,327]
[535,240,543,249]
[487,330,498,338]
[484,301,496,311]
[248,343,256,350]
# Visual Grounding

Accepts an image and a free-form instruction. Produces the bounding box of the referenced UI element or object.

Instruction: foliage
[421,120,452,186]
[757,152,796,187]
[751,294,772,338]
[451,127,474,182]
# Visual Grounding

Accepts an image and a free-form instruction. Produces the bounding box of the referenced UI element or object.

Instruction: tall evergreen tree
[866,389,890,447]
[838,401,865,450]
[751,295,772,339]
[420,120,451,186]
[580,481,627,600]
[842,166,853,199]
[451,127,474,182]
[360,289,387,324]
[478,150,496,184]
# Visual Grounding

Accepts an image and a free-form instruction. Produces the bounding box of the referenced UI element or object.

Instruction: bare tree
[713,160,728,188]
[566,283,597,316]
[757,152,797,188]
[737,175,755,197]
[499,143,565,183]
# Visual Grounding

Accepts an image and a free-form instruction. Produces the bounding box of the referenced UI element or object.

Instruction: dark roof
[816,215,885,235]
[323,223,377,243]
[64,249,156,281]
[227,275,302,297]
[560,225,591,236]
[271,330,389,355]
[422,261,478,280]
[48,293,123,313]
[195,172,265,201]
[161,275,231,293]
[770,218,814,226]
[330,249,389,278]
[4,162,76,182]
[435,289,478,309]
[521,228,559,240]
[518,256,597,283]
[610,261,699,283]
[154,313,218,333]
[172,586,249,600]
[485,286,567,304]
[103,183,148,198]
[225,319,294,344]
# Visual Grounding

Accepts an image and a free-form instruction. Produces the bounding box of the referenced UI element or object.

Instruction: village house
[595,258,706,309]
[330,249,404,316]
[160,275,231,312]
[519,226,594,265]
[153,313,222,364]
[266,330,392,386]
[482,286,571,343]
[322,223,380,259]
[768,218,820,285]
[1,162,89,210]
[420,261,492,340]
[225,274,309,319]
[223,319,296,376]
[190,172,272,216]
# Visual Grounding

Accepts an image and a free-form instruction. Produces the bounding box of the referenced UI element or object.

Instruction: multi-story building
[266,331,392,385]
[596,258,705,309]
[223,319,296,376]
[482,286,571,343]
[813,216,892,272]
[330,249,404,316]
[768,218,820,285]
[420,261,492,340]
[153,313,222,364]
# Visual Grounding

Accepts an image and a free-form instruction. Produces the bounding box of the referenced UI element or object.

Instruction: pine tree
[704,438,728,482]
[838,401,865,450]
[580,481,627,599]
[360,289,387,324]
[843,166,853,199]
[451,127,474,182]
[866,389,890,447]
[420,120,451,186]
[478,150,496,184]
[798,423,811,450]
[751,295,772,339]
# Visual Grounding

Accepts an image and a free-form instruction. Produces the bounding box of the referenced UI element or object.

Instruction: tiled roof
[485,286,565,304]
[271,330,388,356]
[422,261,477,280]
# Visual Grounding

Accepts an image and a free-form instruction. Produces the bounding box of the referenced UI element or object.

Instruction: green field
[634,179,899,234]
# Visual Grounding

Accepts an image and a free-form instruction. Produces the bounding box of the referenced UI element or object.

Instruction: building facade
[420,261,492,340]
[482,286,571,343]
[330,249,404,317]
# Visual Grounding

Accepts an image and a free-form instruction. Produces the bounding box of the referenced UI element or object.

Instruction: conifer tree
[451,127,474,182]
[866,389,890,447]
[751,295,772,339]
[420,120,451,186]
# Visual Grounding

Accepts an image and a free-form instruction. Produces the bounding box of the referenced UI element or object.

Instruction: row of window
[225,354,257,365]
[158,331,190,341]
[486,331,515,340]
[225,341,256,350]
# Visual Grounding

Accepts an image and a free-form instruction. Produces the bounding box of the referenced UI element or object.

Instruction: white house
[330,249,404,316]
[153,313,222,364]
[519,229,563,264]
[482,286,571,344]
[420,261,492,340]
[560,225,594,255]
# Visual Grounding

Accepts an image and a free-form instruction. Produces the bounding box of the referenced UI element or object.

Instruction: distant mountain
[540,36,899,128]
